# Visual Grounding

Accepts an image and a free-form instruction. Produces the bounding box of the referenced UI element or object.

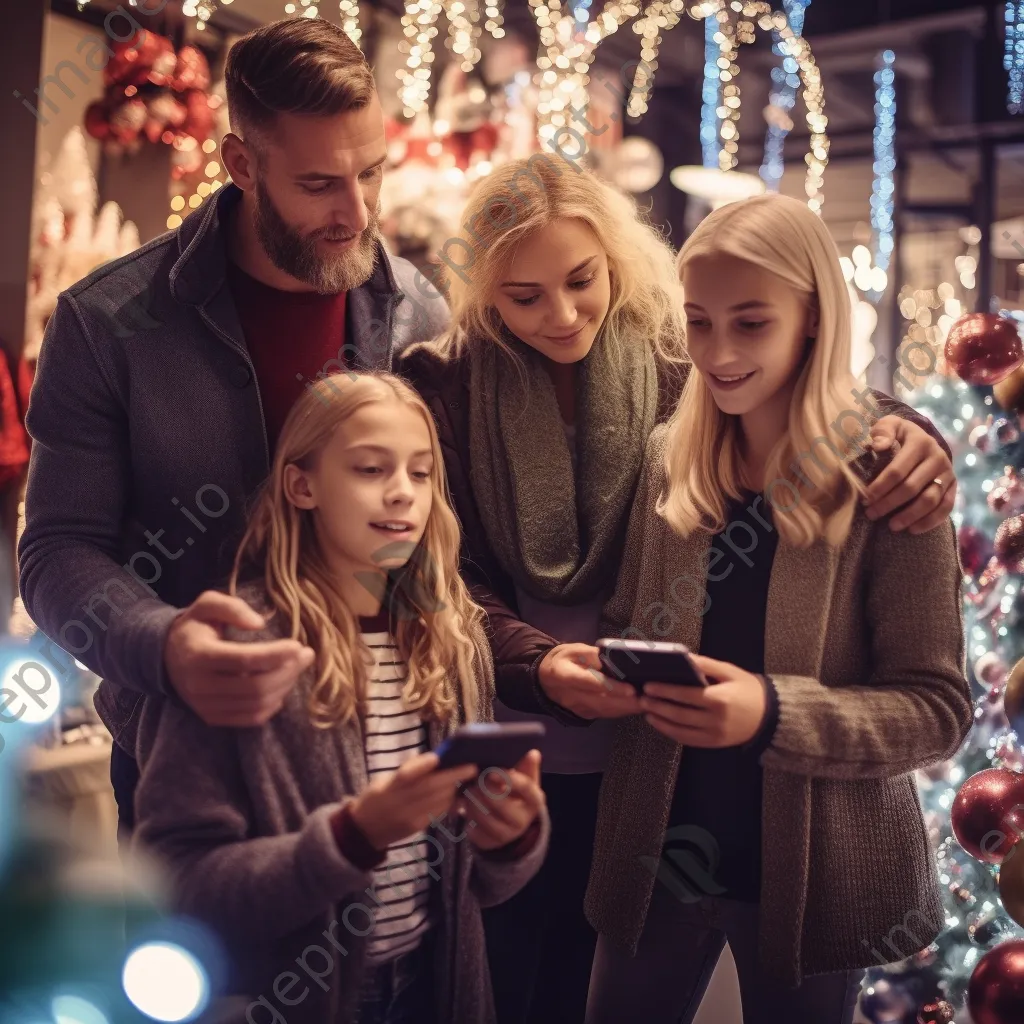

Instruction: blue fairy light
[1006,1,1024,115]
[759,0,811,190]
[867,49,897,304]
[701,14,722,168]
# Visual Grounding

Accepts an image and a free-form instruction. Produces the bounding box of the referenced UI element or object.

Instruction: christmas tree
[860,309,1024,1024]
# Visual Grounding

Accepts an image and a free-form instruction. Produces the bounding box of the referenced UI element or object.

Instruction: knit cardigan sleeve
[762,517,972,780]
[132,695,375,944]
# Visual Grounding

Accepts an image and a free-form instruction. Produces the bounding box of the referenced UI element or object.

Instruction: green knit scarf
[467,330,659,604]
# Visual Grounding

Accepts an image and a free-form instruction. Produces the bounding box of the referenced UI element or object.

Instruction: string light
[338,0,361,46]
[397,1,504,116]
[528,0,639,142]
[444,0,483,74]
[626,1,686,122]
[1006,1,1024,114]
[182,0,220,30]
[649,3,827,210]
[760,0,810,190]
[867,48,896,302]
[699,10,720,166]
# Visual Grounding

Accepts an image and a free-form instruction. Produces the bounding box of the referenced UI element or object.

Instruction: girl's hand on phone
[639,655,767,747]
[348,752,478,850]
[538,643,642,719]
[457,750,546,852]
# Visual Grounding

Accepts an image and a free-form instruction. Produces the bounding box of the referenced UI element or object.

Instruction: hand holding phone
[537,643,643,720]
[456,749,546,853]
[640,653,768,749]
[348,752,478,850]
[596,639,708,692]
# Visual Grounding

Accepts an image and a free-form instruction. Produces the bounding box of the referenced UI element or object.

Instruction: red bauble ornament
[968,939,1024,1024]
[177,90,214,143]
[951,768,1024,863]
[960,525,994,577]
[108,96,148,145]
[996,516,1024,574]
[83,101,111,141]
[945,313,1024,386]
[105,31,175,88]
[171,45,211,93]
[917,1001,954,1024]
[143,93,188,145]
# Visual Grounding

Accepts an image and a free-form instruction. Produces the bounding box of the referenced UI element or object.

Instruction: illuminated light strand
[397,0,443,116]
[670,2,827,209]
[483,0,505,38]
[867,48,896,303]
[182,0,223,30]
[444,0,484,73]
[625,0,686,122]
[529,0,639,142]
[759,0,810,190]
[338,0,362,45]
[397,0,504,114]
[699,10,720,166]
[1006,1,1024,114]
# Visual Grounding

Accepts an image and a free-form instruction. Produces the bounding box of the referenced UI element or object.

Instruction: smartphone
[434,722,546,771]
[596,638,707,692]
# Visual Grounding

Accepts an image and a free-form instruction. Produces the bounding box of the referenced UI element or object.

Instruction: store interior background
[1,2,1024,1023]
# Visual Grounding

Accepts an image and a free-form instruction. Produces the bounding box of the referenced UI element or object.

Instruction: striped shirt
[359,616,433,965]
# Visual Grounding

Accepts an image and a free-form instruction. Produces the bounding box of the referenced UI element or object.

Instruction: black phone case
[598,646,706,690]
[435,726,545,771]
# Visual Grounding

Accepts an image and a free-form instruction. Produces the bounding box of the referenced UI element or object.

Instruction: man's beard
[253,180,381,294]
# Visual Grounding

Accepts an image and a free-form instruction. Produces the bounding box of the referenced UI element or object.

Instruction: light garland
[867,48,896,302]
[528,0,639,143]
[285,0,321,18]
[398,0,505,116]
[444,0,483,74]
[182,0,227,30]
[1006,1,1024,115]
[643,2,826,211]
[699,11,720,166]
[759,0,810,190]
[626,1,686,123]
[338,0,362,46]
[166,138,228,231]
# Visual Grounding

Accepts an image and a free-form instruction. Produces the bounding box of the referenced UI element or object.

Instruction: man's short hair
[224,18,376,148]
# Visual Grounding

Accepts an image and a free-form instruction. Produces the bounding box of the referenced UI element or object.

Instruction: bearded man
[19,17,449,835]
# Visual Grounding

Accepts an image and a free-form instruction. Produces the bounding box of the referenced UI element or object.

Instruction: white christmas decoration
[25,130,140,362]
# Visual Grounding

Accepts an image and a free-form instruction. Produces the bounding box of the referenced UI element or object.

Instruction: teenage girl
[399,157,958,1024]
[583,193,972,1024]
[131,372,549,1024]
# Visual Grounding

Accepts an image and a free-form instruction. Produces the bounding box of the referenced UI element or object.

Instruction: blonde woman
[131,373,549,1024]
[399,158,957,1024]
[583,193,972,1024]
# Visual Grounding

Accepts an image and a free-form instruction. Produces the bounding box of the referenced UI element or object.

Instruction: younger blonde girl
[132,373,549,1024]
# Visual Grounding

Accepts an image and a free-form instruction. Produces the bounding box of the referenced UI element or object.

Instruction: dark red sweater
[226,263,348,455]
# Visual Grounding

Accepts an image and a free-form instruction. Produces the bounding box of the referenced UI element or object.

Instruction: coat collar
[168,182,401,309]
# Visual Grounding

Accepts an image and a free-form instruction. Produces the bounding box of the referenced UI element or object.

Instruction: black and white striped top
[359,619,433,965]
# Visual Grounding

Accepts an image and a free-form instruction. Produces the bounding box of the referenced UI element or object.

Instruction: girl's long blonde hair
[432,155,687,367]
[230,372,487,727]
[662,193,870,549]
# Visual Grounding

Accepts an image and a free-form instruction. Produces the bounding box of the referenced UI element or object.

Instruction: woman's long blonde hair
[229,373,487,727]
[431,155,687,367]
[662,193,870,549]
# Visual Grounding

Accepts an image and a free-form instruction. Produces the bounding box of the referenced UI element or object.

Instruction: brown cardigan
[584,425,971,987]
[397,343,953,728]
